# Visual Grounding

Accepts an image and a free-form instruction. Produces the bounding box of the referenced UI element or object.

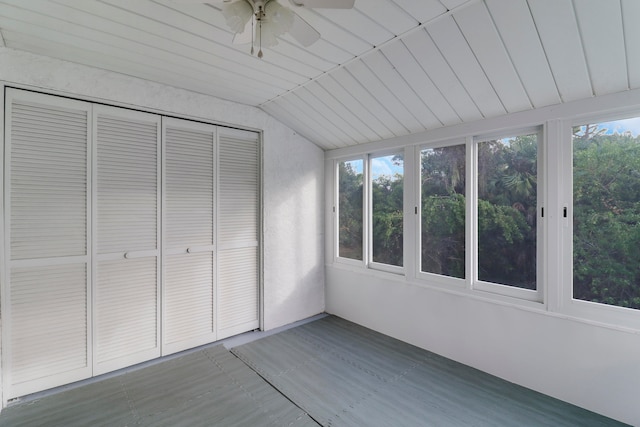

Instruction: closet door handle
[186,248,192,254]
[124,252,130,259]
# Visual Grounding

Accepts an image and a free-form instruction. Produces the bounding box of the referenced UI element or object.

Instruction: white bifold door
[217,128,260,339]
[3,90,92,398]
[162,118,217,355]
[162,120,260,352]
[2,89,260,400]
[93,106,161,374]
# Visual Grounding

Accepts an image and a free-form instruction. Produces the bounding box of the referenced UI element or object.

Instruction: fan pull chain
[257,9,263,58]
[250,17,255,55]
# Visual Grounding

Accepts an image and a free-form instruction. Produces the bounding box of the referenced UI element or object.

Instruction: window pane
[371,154,403,266]
[477,134,538,289]
[338,160,363,260]
[421,145,465,278]
[573,118,640,309]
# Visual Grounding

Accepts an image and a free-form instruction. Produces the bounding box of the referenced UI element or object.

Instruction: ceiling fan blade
[289,13,320,47]
[289,0,355,8]
[232,19,253,44]
[170,0,232,4]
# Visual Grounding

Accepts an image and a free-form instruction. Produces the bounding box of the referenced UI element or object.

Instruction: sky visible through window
[344,157,402,180]
[596,117,640,136]
[350,117,640,180]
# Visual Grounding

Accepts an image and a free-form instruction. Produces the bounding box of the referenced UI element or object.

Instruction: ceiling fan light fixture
[220,0,353,57]
[266,1,294,36]
[221,1,253,33]
[256,23,279,48]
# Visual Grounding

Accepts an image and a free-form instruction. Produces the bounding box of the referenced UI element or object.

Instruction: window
[370,153,404,267]
[421,144,466,278]
[331,100,640,329]
[338,159,363,261]
[476,133,539,291]
[573,117,640,310]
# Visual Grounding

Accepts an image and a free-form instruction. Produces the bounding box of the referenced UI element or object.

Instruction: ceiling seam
[258,0,482,108]
[423,21,484,121]
[482,0,534,111]
[289,90,356,145]
[379,41,446,128]
[344,63,408,137]
[310,78,376,142]
[302,83,368,143]
[449,3,508,117]
[570,0,596,98]
[361,52,429,133]
[402,32,463,125]
[324,71,394,141]
[619,0,631,91]
[523,0,562,105]
[385,0,421,28]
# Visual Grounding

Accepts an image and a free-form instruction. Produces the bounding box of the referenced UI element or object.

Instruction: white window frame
[327,89,640,332]
[334,156,367,267]
[415,138,468,290]
[472,126,544,303]
[558,112,640,330]
[368,149,405,275]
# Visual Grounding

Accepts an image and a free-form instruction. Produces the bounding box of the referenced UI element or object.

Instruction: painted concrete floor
[0,314,628,426]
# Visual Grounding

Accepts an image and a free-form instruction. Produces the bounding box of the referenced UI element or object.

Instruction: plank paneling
[428,15,506,118]
[453,1,531,113]
[403,29,482,124]
[381,42,459,127]
[485,0,561,108]
[528,0,593,102]
[573,0,628,95]
[363,51,440,130]
[1,0,638,150]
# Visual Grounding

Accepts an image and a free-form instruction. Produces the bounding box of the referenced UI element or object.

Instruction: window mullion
[467,136,476,291]
[364,155,371,266]
[402,146,416,279]
[545,119,564,312]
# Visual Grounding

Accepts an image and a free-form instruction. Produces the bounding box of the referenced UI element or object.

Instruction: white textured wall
[0,47,325,332]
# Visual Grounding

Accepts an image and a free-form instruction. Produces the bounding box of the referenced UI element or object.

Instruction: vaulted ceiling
[0,0,638,150]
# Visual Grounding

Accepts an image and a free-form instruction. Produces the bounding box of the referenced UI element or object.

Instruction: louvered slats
[164,253,214,346]
[5,90,91,399]
[94,108,160,373]
[10,264,88,385]
[218,247,259,336]
[97,115,158,254]
[218,135,259,247]
[95,258,158,370]
[163,119,216,355]
[165,126,214,249]
[10,102,87,260]
[218,131,260,338]
[4,90,260,398]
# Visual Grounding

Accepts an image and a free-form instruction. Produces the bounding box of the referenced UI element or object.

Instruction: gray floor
[232,316,628,427]
[0,315,628,426]
[0,345,317,427]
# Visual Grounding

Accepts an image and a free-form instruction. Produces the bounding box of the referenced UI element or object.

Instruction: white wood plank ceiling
[0,0,638,150]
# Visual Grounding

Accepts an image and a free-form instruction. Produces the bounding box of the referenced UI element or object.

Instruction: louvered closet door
[217,128,260,339]
[162,118,216,355]
[3,89,92,399]
[93,106,161,375]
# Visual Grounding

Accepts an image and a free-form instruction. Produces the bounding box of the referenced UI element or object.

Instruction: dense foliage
[338,127,640,309]
[338,160,363,260]
[573,126,640,309]
[421,138,537,289]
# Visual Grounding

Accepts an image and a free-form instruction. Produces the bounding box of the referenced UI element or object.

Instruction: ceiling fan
[177,0,355,58]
